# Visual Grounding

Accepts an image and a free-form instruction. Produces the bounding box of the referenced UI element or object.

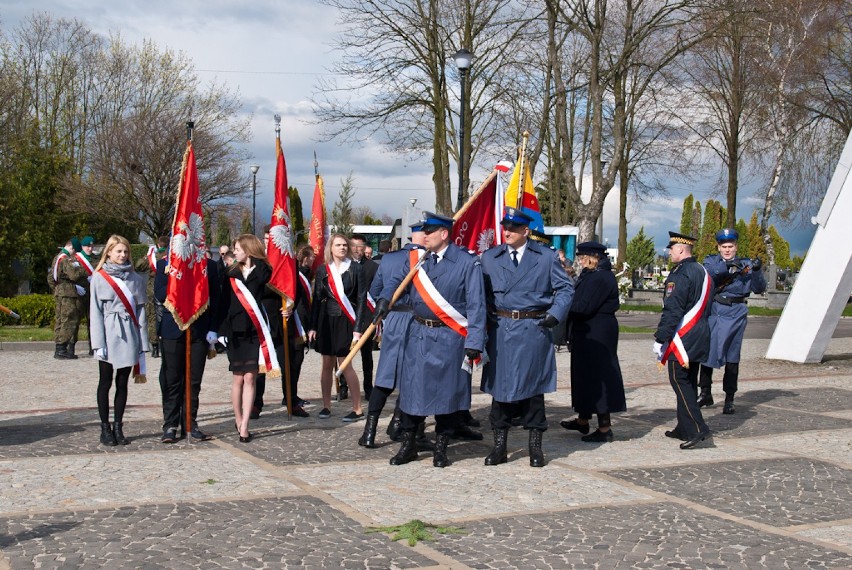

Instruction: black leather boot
[66,342,78,359]
[113,422,130,445]
[415,421,435,452]
[484,428,509,466]
[697,387,713,408]
[389,431,418,465]
[151,342,160,358]
[100,422,117,446]
[386,406,403,441]
[529,429,545,467]
[723,395,735,415]
[433,434,451,468]
[358,413,380,448]
[54,343,70,360]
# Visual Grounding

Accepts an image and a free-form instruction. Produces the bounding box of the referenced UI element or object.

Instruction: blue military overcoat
[381,244,487,416]
[369,244,422,390]
[703,255,767,367]
[479,240,573,402]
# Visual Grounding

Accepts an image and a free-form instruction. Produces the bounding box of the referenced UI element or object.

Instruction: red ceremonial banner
[267,137,297,305]
[451,170,499,254]
[165,141,209,330]
[308,175,327,276]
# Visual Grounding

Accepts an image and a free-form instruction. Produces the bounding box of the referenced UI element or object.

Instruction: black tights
[97,360,131,424]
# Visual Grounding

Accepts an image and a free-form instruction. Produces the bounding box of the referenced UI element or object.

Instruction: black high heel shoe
[239,432,253,443]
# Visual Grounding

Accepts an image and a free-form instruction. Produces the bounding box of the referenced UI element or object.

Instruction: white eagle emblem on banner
[171,212,206,269]
[270,206,294,258]
[476,229,495,253]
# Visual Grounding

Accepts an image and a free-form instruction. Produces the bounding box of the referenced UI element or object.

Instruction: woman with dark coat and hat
[560,241,626,442]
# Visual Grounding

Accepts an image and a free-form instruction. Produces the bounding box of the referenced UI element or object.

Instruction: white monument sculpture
[766,131,852,363]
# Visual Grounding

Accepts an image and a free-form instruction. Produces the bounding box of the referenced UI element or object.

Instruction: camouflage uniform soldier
[50,238,89,359]
[77,236,97,355]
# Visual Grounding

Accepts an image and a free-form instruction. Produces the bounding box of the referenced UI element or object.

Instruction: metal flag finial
[274,114,281,139]
[186,121,194,141]
[313,150,319,177]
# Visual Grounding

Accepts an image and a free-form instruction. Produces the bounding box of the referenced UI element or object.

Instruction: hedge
[0,294,55,327]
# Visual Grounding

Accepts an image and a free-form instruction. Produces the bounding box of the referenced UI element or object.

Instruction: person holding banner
[308,233,369,421]
[218,234,274,443]
[89,235,150,446]
[480,208,573,467]
[653,231,712,450]
[373,212,487,468]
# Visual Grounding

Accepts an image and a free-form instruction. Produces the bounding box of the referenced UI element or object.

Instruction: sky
[0,1,823,257]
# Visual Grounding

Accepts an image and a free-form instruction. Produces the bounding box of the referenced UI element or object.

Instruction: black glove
[537,314,559,328]
[751,258,762,272]
[372,298,390,324]
[464,348,481,361]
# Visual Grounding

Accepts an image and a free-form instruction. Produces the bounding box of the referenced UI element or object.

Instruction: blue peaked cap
[501,207,534,226]
[420,211,453,230]
[409,221,424,232]
[715,228,738,243]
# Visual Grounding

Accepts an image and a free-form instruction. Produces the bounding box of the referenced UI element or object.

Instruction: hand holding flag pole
[0,304,21,320]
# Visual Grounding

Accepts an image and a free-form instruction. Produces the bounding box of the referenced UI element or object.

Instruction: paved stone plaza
[1,333,851,568]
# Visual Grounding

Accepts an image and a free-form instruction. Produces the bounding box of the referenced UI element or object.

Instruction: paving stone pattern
[1,337,852,568]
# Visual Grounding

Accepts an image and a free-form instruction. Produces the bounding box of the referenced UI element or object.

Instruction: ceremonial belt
[413,315,447,328]
[391,304,412,313]
[492,309,546,320]
[714,294,746,305]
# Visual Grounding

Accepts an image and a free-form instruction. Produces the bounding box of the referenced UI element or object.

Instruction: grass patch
[365,519,467,546]
[620,326,654,334]
[620,304,661,313]
[0,326,88,342]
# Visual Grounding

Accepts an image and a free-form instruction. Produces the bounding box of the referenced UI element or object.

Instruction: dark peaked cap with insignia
[500,207,534,226]
[666,231,697,249]
[420,211,453,231]
[715,228,738,243]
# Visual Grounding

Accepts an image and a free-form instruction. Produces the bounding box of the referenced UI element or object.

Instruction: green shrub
[0,294,55,327]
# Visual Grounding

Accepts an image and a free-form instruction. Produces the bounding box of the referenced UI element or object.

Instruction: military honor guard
[49,237,89,360]
[653,231,712,449]
[479,208,573,467]
[373,212,487,467]
[699,228,766,414]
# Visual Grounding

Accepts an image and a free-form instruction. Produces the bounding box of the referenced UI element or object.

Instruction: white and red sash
[366,292,376,313]
[410,249,468,337]
[75,252,94,276]
[298,272,312,310]
[98,270,147,381]
[326,262,357,325]
[230,277,281,377]
[52,251,69,283]
[146,245,157,272]
[661,266,712,367]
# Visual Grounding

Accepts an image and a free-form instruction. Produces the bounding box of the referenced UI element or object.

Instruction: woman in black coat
[560,242,626,442]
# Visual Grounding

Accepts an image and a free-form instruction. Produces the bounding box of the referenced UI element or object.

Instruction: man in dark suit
[350,233,379,400]
[480,208,573,467]
[155,257,220,442]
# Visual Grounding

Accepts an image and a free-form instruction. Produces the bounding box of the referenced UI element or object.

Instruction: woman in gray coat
[90,235,150,446]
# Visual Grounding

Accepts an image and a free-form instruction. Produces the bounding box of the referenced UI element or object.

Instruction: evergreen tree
[697,200,719,261]
[331,173,355,236]
[735,218,749,257]
[625,227,656,271]
[791,255,804,272]
[768,226,791,268]
[746,211,766,261]
[240,210,253,235]
[680,194,694,235]
[288,186,305,242]
[214,210,232,247]
[692,201,702,237]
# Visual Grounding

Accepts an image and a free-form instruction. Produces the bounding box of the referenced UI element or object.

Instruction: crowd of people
[47,212,764,464]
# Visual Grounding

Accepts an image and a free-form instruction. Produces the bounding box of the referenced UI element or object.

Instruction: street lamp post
[453,48,473,212]
[250,164,260,235]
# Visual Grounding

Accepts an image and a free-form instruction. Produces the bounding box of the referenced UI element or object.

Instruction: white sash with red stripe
[52,252,68,283]
[661,266,712,368]
[326,262,357,325]
[76,253,94,276]
[230,278,281,377]
[366,292,376,312]
[410,249,468,337]
[298,272,312,309]
[146,245,157,272]
[98,270,147,381]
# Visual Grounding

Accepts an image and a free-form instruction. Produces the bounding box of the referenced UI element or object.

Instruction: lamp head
[453,48,473,71]
[250,164,260,175]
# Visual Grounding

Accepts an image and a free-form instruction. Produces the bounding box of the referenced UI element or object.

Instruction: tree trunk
[617,159,628,269]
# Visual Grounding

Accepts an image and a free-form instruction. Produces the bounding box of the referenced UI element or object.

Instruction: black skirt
[227,331,261,373]
[315,313,354,357]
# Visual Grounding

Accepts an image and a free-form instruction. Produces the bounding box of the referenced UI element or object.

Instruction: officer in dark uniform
[480,208,573,467]
[654,231,712,449]
[373,212,487,468]
[699,228,766,414]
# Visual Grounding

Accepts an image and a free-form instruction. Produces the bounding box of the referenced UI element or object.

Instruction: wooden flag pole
[281,299,293,420]
[184,121,194,443]
[453,170,498,220]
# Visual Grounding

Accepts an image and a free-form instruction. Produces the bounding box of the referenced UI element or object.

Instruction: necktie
[511,251,518,267]
[431,253,439,266]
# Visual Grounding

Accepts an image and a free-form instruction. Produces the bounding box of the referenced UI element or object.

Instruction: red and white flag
[164,140,209,330]
[451,169,500,254]
[308,174,328,276]
[266,137,297,306]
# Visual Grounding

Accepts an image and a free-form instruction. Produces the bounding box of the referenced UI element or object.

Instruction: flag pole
[184,120,194,443]
[516,131,530,209]
[453,170,498,220]
[275,115,294,421]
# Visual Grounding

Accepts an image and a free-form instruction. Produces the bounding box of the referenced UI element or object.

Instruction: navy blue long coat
[381,244,486,416]
[568,264,626,414]
[480,240,573,402]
